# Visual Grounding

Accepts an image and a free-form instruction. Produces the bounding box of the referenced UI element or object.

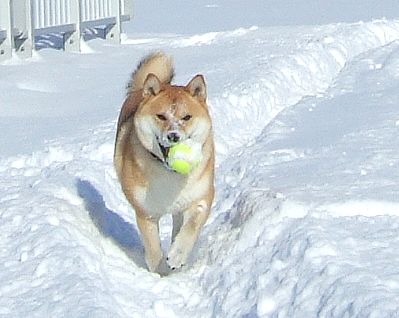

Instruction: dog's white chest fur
[134,164,208,218]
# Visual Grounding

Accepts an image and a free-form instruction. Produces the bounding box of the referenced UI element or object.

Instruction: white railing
[0,0,12,60]
[0,0,132,61]
[31,0,71,29]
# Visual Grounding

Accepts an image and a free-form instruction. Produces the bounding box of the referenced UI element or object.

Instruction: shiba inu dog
[114,52,215,272]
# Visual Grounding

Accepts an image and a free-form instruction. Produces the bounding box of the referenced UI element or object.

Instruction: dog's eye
[182,114,192,121]
[156,114,167,121]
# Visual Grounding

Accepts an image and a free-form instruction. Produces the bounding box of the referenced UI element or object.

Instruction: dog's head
[134,74,212,162]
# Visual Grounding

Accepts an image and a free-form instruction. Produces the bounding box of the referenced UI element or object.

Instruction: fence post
[105,0,121,43]
[64,0,81,52]
[122,0,133,20]
[0,0,13,62]
[11,0,34,58]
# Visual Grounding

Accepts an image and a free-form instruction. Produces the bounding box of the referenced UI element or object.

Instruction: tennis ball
[169,158,192,174]
[167,141,202,175]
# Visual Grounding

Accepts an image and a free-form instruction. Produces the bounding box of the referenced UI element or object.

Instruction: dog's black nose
[167,132,181,143]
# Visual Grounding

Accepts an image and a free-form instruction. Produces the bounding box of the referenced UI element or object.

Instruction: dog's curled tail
[127,52,174,93]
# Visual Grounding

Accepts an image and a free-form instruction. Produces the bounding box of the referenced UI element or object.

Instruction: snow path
[1,20,399,317]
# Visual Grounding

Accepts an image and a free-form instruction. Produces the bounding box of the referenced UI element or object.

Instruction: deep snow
[1,2,399,317]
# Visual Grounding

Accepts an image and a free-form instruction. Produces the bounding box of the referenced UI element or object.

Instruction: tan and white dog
[114,52,215,272]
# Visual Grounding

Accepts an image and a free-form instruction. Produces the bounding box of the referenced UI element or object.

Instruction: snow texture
[1,1,399,317]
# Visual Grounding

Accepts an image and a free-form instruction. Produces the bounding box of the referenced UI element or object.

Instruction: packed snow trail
[1,20,399,317]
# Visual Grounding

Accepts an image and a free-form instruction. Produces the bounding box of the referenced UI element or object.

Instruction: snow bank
[198,22,399,317]
[210,20,399,161]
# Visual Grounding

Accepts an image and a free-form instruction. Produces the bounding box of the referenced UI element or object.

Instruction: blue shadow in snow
[76,178,146,269]
[35,28,106,51]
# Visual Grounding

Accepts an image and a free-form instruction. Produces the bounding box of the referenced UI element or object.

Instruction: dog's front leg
[167,201,210,270]
[136,214,163,272]
[171,213,183,244]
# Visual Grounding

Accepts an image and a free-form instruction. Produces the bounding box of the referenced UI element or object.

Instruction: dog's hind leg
[167,200,210,270]
[136,214,163,272]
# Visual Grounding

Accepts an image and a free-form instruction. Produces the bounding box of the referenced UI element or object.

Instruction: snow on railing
[0,0,132,61]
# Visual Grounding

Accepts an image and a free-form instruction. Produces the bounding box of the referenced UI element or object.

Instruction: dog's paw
[166,246,188,270]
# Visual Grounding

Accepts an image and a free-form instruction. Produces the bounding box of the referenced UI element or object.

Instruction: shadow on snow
[76,178,146,269]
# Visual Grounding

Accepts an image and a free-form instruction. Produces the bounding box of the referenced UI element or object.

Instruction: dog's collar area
[149,142,170,165]
[149,150,178,173]
[149,143,183,175]
[149,151,164,163]
[159,143,170,159]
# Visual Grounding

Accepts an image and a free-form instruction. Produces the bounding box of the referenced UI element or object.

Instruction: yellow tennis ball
[167,142,201,175]
[169,143,192,158]
[170,158,192,174]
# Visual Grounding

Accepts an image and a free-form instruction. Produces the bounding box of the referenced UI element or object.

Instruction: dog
[114,52,215,272]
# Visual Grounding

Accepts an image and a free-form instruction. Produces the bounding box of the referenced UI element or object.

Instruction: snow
[2,1,399,317]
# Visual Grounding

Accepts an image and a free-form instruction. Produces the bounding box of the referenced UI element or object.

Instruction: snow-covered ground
[1,1,399,317]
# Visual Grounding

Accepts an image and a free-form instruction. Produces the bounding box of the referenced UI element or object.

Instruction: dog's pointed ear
[143,73,161,97]
[186,75,207,102]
